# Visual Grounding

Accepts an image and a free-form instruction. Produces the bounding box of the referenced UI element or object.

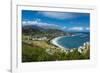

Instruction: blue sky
[22,10,90,32]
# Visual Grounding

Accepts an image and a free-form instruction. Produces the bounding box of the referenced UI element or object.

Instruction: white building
[32,36,47,41]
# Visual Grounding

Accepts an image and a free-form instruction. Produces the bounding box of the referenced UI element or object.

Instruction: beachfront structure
[32,36,47,41]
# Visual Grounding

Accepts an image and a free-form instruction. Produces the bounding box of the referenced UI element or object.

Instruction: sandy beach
[50,36,67,49]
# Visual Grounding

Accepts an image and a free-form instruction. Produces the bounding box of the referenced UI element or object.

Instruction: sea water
[57,32,90,49]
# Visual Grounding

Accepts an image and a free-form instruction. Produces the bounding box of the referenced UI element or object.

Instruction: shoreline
[50,35,90,51]
[50,36,67,49]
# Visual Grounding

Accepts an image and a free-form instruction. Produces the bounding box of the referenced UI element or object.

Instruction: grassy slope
[22,41,90,62]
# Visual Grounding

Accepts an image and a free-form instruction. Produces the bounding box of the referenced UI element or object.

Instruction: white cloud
[22,20,90,31]
[67,27,89,31]
[68,27,84,31]
[22,20,38,25]
[22,20,60,29]
[63,26,67,29]
[86,27,90,30]
[61,26,67,30]
[38,12,75,19]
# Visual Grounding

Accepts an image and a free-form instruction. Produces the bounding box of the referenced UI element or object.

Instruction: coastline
[50,35,90,51]
[50,36,67,49]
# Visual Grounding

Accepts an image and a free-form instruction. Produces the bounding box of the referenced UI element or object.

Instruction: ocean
[56,32,90,49]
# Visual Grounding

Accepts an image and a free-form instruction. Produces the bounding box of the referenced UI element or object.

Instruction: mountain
[22,25,44,30]
[22,25,67,35]
[22,25,45,34]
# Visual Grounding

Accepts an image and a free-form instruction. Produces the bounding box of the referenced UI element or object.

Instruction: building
[32,35,47,41]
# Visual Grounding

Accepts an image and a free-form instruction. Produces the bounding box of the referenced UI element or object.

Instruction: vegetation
[22,42,90,62]
[22,25,90,62]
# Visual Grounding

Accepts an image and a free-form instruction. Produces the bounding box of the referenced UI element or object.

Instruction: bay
[56,32,90,49]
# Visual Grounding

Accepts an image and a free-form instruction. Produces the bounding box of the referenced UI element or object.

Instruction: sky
[22,10,90,32]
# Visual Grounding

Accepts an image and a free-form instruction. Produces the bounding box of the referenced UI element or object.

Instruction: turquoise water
[57,32,90,49]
